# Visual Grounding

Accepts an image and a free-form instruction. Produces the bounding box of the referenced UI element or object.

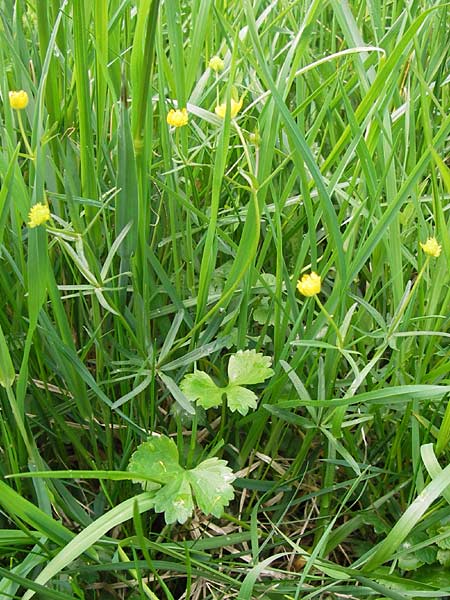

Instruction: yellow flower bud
[249,130,261,146]
[215,98,243,119]
[28,203,50,228]
[209,56,224,72]
[420,237,441,258]
[297,272,321,297]
[9,90,29,110]
[166,108,188,128]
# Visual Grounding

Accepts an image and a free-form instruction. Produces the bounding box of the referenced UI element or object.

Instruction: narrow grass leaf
[420,444,450,504]
[0,323,15,388]
[362,462,450,571]
[23,493,155,600]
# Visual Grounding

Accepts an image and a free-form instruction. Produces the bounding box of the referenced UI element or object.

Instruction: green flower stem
[314,295,344,349]
[218,397,227,442]
[176,416,184,467]
[385,255,430,340]
[215,72,220,106]
[16,111,34,159]
[187,412,198,469]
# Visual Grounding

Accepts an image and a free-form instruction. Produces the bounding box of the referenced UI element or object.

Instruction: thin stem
[16,111,34,159]
[314,295,344,348]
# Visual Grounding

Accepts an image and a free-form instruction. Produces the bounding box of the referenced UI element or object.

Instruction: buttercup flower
[28,203,50,228]
[209,56,224,72]
[9,90,29,110]
[166,108,188,128]
[297,272,321,297]
[420,237,441,258]
[215,98,243,119]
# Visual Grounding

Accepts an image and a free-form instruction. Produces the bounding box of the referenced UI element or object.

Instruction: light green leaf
[227,350,273,386]
[188,458,235,518]
[437,549,450,567]
[127,435,236,524]
[153,474,194,525]
[415,544,438,565]
[436,526,450,550]
[398,532,437,571]
[180,371,224,409]
[397,553,423,571]
[226,385,258,416]
[127,436,182,490]
[180,351,273,415]
[253,298,275,326]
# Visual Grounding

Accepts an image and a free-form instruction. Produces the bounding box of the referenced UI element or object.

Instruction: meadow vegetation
[0,0,450,598]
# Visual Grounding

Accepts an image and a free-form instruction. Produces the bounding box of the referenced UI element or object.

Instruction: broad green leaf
[226,385,258,416]
[437,549,450,567]
[436,527,450,550]
[398,532,437,571]
[180,371,224,409]
[180,351,273,414]
[127,435,236,524]
[153,474,194,525]
[227,350,273,386]
[253,298,275,326]
[412,565,450,588]
[127,436,182,490]
[397,553,423,571]
[415,544,438,565]
[188,458,235,518]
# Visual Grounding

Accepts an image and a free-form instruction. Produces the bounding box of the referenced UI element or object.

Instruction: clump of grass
[0,0,449,598]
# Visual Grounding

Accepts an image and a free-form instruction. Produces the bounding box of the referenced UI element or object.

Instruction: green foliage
[227,350,273,386]
[180,371,224,410]
[397,520,450,572]
[181,349,273,415]
[128,435,235,524]
[128,436,181,492]
[0,0,449,598]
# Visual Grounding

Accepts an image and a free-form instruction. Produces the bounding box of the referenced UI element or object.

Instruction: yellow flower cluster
[209,56,224,72]
[297,272,321,297]
[167,108,188,128]
[420,237,441,257]
[165,56,244,127]
[215,97,243,120]
[9,90,29,110]
[28,203,50,228]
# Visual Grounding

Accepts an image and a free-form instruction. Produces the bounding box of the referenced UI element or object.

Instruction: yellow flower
[297,272,321,297]
[166,108,188,128]
[215,98,243,119]
[28,203,50,228]
[209,56,224,72]
[420,237,441,258]
[9,90,29,110]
